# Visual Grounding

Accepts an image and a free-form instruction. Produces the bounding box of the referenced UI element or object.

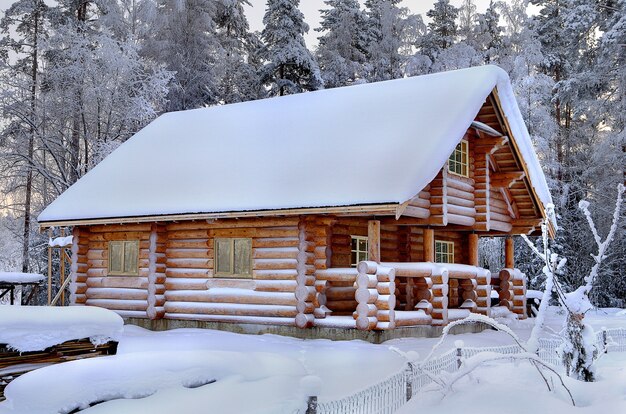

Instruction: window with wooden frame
[108,240,139,276]
[351,236,369,267]
[448,139,469,177]
[215,238,252,278]
[435,240,455,264]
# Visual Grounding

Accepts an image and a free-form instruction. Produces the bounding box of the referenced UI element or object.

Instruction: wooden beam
[468,234,479,266]
[491,89,555,239]
[424,228,434,262]
[505,237,515,268]
[490,171,525,188]
[368,220,381,263]
[39,203,399,229]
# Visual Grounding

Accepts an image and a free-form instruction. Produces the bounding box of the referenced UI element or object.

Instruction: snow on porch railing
[302,327,626,414]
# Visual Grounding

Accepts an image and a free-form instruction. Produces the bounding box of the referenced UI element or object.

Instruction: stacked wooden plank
[0,339,117,401]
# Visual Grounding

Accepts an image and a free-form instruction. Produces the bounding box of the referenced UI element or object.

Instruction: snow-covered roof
[38,65,552,224]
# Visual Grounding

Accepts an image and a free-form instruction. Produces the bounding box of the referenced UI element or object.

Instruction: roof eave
[38,203,400,229]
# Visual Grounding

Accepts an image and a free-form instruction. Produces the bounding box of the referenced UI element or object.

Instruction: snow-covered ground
[0,307,625,413]
[398,352,626,414]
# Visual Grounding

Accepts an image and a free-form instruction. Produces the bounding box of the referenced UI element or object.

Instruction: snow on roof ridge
[38,65,552,224]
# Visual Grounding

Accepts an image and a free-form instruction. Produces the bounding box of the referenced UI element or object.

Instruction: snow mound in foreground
[0,306,123,352]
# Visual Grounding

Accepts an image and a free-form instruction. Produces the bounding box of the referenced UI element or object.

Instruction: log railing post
[368,220,380,263]
[505,236,514,269]
[468,233,479,266]
[424,228,434,262]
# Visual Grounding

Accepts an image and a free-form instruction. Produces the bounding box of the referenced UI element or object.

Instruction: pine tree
[143,0,220,110]
[418,0,459,61]
[260,0,322,96]
[473,0,503,63]
[315,0,368,88]
[214,0,261,103]
[363,0,407,82]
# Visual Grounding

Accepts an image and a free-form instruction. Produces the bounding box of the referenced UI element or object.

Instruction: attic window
[215,238,252,278]
[351,236,368,267]
[108,241,139,276]
[448,139,469,177]
[435,240,454,264]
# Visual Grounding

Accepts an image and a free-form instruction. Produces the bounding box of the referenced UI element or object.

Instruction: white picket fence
[304,327,626,414]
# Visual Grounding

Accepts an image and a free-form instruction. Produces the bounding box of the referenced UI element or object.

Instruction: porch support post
[468,233,479,267]
[368,220,381,263]
[505,236,514,269]
[424,228,434,262]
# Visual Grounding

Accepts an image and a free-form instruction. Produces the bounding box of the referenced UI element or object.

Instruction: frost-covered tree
[457,0,477,43]
[0,0,48,272]
[472,0,502,63]
[260,0,322,96]
[213,0,261,103]
[143,0,220,110]
[363,0,410,82]
[418,0,459,62]
[523,185,624,381]
[315,0,368,88]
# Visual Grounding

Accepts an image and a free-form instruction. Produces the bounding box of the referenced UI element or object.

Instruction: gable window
[351,236,369,267]
[435,240,454,264]
[448,139,469,177]
[215,238,252,278]
[108,240,139,276]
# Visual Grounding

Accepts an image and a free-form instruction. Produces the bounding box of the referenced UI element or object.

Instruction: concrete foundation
[124,317,491,344]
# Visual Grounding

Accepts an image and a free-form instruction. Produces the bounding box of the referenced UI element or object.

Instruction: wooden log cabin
[38,66,554,335]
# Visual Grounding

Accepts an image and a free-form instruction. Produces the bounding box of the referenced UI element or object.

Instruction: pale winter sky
[0,0,496,49]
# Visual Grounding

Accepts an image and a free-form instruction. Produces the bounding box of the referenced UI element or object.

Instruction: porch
[310,223,527,331]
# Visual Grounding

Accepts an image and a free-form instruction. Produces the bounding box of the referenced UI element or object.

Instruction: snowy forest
[0,0,624,306]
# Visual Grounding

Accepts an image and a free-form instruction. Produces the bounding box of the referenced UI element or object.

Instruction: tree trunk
[21,4,41,273]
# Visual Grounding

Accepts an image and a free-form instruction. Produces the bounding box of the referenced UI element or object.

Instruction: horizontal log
[403,206,430,219]
[326,287,356,301]
[394,310,432,326]
[254,280,298,292]
[253,258,297,270]
[167,258,213,269]
[166,268,212,278]
[165,278,209,290]
[85,298,147,311]
[86,276,149,289]
[89,224,153,233]
[86,288,149,300]
[356,316,377,330]
[166,248,212,259]
[253,269,298,280]
[356,303,378,318]
[325,300,358,312]
[447,213,476,227]
[253,237,300,248]
[164,302,298,317]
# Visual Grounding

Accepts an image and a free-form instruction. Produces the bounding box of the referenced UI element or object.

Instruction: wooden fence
[304,327,626,414]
